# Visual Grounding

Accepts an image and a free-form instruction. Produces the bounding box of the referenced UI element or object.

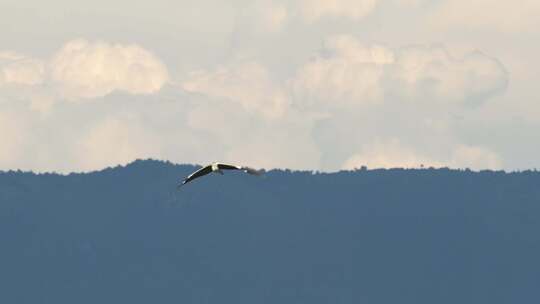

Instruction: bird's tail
[242,167,265,176]
[177,180,187,189]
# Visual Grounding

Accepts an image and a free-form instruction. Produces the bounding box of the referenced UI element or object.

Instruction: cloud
[182,93,321,170]
[0,110,28,168]
[241,0,383,34]
[291,35,508,109]
[450,145,502,170]
[28,94,57,115]
[2,39,169,112]
[50,39,169,99]
[243,0,380,32]
[179,35,509,171]
[389,47,508,105]
[342,140,502,170]
[74,116,162,171]
[182,62,290,118]
[0,52,45,86]
[254,1,289,32]
[291,36,392,107]
[0,51,56,115]
[225,132,321,170]
[393,0,424,6]
[0,33,516,173]
[428,0,540,33]
[300,0,379,21]
[342,139,443,169]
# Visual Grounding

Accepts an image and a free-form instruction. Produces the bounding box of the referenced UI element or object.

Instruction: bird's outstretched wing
[216,163,243,170]
[217,163,264,175]
[178,165,213,188]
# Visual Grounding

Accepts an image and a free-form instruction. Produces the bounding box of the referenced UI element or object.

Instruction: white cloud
[0,2,533,174]
[182,62,290,118]
[28,94,57,115]
[342,139,443,169]
[245,0,382,33]
[0,52,45,86]
[429,0,540,33]
[256,1,289,32]
[179,35,510,172]
[300,0,378,21]
[450,145,503,170]
[2,39,169,113]
[74,116,162,171]
[50,39,169,99]
[291,36,392,107]
[291,35,508,108]
[225,132,321,170]
[184,98,321,170]
[0,110,28,168]
[390,47,508,104]
[343,140,502,170]
[393,0,424,7]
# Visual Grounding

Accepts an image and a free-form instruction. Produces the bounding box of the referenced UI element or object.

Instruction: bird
[177,162,264,188]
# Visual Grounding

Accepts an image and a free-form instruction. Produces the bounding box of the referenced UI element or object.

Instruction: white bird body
[210,162,223,174]
[178,162,263,188]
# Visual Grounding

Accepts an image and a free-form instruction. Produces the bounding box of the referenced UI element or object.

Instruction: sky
[0,0,539,173]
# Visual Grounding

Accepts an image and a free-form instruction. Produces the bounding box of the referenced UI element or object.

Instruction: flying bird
[178,162,263,188]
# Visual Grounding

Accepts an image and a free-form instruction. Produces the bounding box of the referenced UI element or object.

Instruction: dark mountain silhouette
[1,159,539,304]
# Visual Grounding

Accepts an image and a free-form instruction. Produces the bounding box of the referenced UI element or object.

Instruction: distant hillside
[1,160,539,304]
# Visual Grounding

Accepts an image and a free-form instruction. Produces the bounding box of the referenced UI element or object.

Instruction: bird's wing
[216,163,243,170]
[179,165,213,187]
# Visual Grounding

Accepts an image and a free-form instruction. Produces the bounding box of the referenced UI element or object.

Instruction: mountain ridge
[1,158,531,176]
[1,159,539,304]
